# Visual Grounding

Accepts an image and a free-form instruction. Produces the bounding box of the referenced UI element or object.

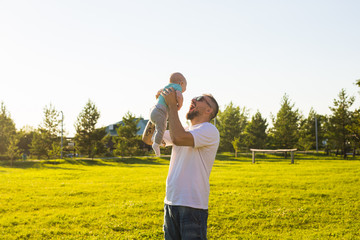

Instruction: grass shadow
[103,156,169,166]
[63,158,109,166]
[215,154,251,163]
[215,153,292,163]
[215,152,360,164]
[3,153,358,170]
[0,156,169,169]
[293,153,360,161]
[0,160,85,170]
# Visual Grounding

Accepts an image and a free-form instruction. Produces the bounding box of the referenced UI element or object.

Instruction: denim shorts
[163,204,208,240]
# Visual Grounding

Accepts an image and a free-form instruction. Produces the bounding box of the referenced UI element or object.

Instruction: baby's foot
[152,142,161,157]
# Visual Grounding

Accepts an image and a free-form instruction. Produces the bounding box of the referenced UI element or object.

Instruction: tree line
[1,82,359,161]
[0,99,146,162]
[217,87,360,159]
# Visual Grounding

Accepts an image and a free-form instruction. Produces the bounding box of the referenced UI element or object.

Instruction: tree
[327,89,355,158]
[348,109,360,155]
[298,108,325,151]
[347,80,360,155]
[48,142,61,159]
[217,102,248,152]
[91,127,107,158]
[232,137,240,157]
[7,137,20,166]
[243,111,268,149]
[30,104,61,159]
[269,94,300,155]
[114,112,140,157]
[30,130,50,159]
[40,103,61,137]
[74,100,100,157]
[322,115,334,155]
[0,102,16,155]
[17,126,35,156]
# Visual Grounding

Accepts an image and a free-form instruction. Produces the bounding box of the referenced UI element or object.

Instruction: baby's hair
[169,72,186,84]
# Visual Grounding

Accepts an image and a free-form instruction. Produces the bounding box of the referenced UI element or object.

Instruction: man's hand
[161,87,195,147]
[161,87,178,109]
[155,88,164,99]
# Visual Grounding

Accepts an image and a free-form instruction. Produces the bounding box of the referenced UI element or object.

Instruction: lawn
[0,153,359,239]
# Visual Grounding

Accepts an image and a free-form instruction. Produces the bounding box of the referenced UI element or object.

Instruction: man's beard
[186,110,199,120]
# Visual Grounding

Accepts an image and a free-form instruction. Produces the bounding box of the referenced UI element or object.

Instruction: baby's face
[180,80,187,92]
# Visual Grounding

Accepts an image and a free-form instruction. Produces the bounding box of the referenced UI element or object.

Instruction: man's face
[186,98,199,120]
[186,96,212,120]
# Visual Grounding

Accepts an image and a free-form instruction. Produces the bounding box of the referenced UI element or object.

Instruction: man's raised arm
[162,88,194,147]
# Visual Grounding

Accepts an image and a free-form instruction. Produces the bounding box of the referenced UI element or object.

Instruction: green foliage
[30,130,49,159]
[17,126,35,155]
[243,111,268,149]
[91,127,108,158]
[269,94,300,149]
[30,104,61,159]
[40,103,61,137]
[347,108,360,152]
[48,142,61,159]
[0,154,359,239]
[327,89,355,158]
[231,137,240,157]
[217,102,248,152]
[298,108,326,151]
[0,102,16,155]
[74,100,101,157]
[114,112,140,157]
[6,136,20,164]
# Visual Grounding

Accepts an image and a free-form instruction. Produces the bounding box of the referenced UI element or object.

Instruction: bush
[104,151,114,158]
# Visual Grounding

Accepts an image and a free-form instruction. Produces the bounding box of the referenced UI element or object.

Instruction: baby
[150,72,187,156]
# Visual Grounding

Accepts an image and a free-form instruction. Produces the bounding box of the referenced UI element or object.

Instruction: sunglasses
[193,96,212,108]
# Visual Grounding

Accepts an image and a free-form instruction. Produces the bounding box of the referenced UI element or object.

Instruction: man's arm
[142,120,155,145]
[162,88,194,147]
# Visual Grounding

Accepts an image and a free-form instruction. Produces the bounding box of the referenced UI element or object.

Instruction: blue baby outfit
[158,83,182,107]
[150,82,182,145]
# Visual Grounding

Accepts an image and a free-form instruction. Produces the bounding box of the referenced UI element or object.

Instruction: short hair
[203,94,219,120]
[169,72,186,85]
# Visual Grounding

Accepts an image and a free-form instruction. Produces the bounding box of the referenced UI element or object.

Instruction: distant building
[105,118,149,136]
[104,118,151,151]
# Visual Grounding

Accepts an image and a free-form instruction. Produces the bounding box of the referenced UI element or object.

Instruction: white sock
[152,142,161,157]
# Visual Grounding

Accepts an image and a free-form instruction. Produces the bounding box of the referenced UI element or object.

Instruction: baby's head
[170,72,187,92]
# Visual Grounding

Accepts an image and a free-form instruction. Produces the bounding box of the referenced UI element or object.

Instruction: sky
[1,0,360,137]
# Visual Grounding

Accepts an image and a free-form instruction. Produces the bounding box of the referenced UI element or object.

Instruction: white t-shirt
[163,122,220,209]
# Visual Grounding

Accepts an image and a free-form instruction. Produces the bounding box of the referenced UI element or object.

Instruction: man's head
[170,72,187,93]
[186,94,219,123]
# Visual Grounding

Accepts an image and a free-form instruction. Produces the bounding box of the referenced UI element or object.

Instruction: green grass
[0,154,359,239]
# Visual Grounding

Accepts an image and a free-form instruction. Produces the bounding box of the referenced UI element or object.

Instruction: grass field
[0,153,359,239]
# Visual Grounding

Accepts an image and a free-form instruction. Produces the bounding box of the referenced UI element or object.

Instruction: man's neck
[190,118,209,126]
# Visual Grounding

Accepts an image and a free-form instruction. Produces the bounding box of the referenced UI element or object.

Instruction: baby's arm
[176,91,184,111]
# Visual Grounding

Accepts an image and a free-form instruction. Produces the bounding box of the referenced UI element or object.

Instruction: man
[142,87,220,239]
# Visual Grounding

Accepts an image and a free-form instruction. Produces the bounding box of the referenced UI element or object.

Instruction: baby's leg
[150,104,168,144]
